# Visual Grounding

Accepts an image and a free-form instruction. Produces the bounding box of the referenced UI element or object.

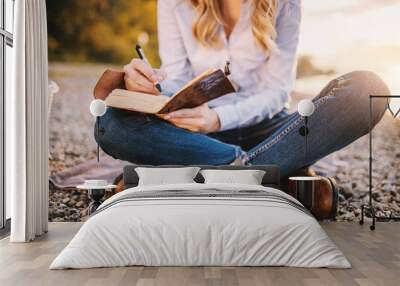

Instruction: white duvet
[50,183,351,269]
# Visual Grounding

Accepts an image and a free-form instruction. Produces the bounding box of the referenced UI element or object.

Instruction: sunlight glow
[297,0,400,102]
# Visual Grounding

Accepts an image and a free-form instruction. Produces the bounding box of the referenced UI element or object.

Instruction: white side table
[77,180,117,215]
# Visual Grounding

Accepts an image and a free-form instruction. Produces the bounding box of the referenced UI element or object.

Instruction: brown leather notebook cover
[93,69,235,114]
[93,69,126,101]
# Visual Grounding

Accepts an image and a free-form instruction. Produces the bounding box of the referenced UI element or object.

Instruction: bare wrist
[211,110,221,133]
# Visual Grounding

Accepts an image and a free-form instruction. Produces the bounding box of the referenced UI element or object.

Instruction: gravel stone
[76,201,85,208]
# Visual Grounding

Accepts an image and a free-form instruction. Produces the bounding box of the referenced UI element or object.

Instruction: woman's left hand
[160,104,221,133]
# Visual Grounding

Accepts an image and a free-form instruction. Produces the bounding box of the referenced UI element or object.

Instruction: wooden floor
[0,222,399,286]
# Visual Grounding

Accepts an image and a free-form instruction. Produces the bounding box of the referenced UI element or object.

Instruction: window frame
[0,0,14,235]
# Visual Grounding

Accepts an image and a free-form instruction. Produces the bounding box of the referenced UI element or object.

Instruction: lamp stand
[96,117,100,163]
[299,117,310,164]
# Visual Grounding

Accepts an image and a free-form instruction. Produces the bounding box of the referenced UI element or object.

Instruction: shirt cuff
[159,79,180,97]
[213,105,240,131]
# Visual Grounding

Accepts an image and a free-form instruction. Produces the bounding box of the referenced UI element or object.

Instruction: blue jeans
[95,71,389,177]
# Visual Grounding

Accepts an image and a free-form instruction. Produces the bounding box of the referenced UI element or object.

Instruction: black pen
[135,44,162,93]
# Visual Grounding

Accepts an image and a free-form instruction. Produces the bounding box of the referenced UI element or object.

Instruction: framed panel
[5,43,11,220]
[0,0,2,30]
[0,0,12,230]
[5,0,12,33]
[0,35,3,229]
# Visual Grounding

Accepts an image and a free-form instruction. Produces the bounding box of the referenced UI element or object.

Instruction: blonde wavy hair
[190,0,278,55]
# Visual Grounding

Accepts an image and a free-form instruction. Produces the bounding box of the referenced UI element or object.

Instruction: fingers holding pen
[129,59,159,82]
[134,45,163,93]
[123,60,161,94]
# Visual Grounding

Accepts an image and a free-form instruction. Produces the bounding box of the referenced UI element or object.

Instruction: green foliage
[46,0,160,66]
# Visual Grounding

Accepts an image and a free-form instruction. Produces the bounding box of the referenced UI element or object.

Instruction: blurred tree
[46,1,335,78]
[46,0,160,65]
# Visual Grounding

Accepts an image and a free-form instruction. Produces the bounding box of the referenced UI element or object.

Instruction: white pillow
[200,169,266,185]
[135,167,200,186]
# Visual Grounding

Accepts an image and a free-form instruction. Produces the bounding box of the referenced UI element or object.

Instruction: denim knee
[341,70,389,127]
[93,108,149,160]
[93,112,117,159]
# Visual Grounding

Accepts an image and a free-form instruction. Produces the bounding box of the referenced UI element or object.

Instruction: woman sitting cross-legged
[95,0,389,178]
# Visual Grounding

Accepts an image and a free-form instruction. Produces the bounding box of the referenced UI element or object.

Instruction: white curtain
[8,0,49,242]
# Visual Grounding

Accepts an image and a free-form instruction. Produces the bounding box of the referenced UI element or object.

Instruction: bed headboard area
[123,165,281,189]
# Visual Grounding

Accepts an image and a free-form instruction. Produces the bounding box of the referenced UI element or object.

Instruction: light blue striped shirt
[158,0,301,131]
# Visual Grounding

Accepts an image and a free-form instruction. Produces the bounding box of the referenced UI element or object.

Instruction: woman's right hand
[123,59,166,95]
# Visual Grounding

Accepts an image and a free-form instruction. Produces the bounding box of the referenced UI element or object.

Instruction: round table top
[289,176,322,181]
[76,184,117,190]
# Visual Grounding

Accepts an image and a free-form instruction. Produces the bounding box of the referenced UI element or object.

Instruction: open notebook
[93,68,235,114]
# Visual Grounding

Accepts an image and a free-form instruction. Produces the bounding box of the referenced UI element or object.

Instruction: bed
[50,165,350,269]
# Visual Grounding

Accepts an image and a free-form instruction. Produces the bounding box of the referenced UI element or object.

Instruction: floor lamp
[360,95,400,230]
[79,99,116,214]
[90,99,107,162]
[298,99,316,164]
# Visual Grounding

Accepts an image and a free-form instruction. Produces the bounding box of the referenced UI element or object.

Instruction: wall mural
[46,0,400,223]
